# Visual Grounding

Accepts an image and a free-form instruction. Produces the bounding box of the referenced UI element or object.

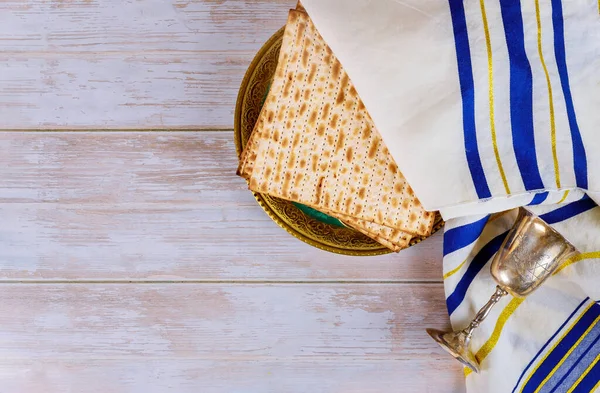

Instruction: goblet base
[426,328,480,373]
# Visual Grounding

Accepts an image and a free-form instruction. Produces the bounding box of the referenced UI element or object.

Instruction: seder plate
[234,27,443,256]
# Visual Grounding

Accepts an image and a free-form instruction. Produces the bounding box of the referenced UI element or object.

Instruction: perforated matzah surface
[238,9,434,245]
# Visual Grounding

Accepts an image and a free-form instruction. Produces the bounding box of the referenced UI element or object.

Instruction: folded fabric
[300,0,600,220]
[443,197,600,392]
[299,1,600,390]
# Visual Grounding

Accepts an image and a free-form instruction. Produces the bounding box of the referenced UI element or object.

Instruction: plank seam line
[0,279,443,285]
[0,128,234,132]
[1,50,260,56]
[0,355,449,361]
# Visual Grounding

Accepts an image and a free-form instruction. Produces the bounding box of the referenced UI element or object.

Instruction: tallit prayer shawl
[300,0,600,391]
[301,0,600,217]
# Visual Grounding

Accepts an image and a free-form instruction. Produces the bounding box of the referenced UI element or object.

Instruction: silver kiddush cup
[427,208,578,373]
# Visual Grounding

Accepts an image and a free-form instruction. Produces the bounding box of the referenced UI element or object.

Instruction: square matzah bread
[239,9,434,237]
[240,110,412,250]
[239,9,434,242]
[238,6,413,251]
[292,2,412,251]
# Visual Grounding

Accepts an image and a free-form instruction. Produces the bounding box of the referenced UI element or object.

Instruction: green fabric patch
[293,203,345,228]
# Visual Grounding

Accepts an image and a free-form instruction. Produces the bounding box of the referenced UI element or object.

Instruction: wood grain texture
[0,0,296,129]
[0,284,464,393]
[0,0,293,52]
[0,131,443,282]
[1,1,465,389]
[0,359,461,393]
[0,53,254,130]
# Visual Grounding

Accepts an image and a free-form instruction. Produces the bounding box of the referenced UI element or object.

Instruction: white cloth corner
[301,0,600,220]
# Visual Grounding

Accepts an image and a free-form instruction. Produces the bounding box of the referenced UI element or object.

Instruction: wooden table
[0,1,464,391]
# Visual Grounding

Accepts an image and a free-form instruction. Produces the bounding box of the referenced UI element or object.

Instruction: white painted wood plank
[0,283,464,392]
[0,132,443,281]
[0,0,296,129]
[1,284,450,358]
[0,359,463,393]
[0,52,251,130]
[0,3,461,392]
[0,204,444,282]
[0,0,293,53]
[0,131,242,205]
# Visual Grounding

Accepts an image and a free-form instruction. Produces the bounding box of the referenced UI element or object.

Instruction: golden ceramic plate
[234,27,443,256]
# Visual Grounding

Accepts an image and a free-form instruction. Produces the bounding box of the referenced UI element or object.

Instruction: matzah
[322,209,412,251]
[238,9,435,249]
[293,1,413,251]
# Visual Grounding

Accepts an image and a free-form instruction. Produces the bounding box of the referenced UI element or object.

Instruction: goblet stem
[462,285,508,339]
